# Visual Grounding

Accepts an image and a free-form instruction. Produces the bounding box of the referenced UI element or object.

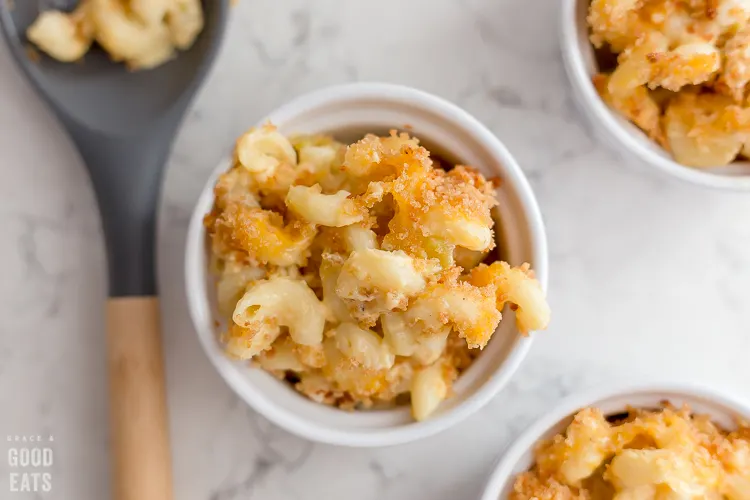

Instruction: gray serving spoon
[1,2,229,499]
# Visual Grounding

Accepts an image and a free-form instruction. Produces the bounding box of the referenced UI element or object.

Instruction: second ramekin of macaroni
[561,0,750,191]
[185,83,549,446]
[480,383,750,499]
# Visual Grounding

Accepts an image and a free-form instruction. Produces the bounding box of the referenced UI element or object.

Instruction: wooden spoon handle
[107,297,173,500]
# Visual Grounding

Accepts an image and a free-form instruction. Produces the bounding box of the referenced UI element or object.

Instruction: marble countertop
[1,0,749,498]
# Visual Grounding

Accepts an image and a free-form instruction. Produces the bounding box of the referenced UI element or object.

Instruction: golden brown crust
[207,202,317,267]
[208,129,549,416]
[587,0,750,167]
[511,473,589,500]
[512,405,750,499]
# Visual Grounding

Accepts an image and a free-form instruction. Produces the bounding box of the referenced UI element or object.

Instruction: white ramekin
[560,0,750,191]
[185,82,548,447]
[480,382,750,499]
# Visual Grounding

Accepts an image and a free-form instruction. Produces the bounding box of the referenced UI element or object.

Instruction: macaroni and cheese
[26,0,204,70]
[204,126,550,421]
[588,0,750,167]
[512,405,750,499]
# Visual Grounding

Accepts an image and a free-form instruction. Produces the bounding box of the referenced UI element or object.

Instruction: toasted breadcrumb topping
[587,0,750,167]
[511,404,750,499]
[205,126,550,420]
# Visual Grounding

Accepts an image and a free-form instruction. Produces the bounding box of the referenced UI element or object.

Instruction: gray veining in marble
[1,0,749,499]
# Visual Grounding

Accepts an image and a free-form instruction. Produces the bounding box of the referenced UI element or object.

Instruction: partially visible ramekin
[560,0,750,191]
[185,83,548,447]
[480,383,750,499]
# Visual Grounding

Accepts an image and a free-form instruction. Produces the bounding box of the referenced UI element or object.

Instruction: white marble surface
[1,0,749,498]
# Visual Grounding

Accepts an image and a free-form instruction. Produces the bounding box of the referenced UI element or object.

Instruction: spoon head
[0,0,229,133]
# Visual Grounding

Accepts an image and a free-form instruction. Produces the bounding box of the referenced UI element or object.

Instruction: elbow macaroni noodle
[511,405,750,499]
[26,0,204,70]
[587,0,750,168]
[205,125,550,421]
[286,185,365,227]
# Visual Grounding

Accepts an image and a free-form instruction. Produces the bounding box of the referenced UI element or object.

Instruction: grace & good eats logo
[6,435,53,493]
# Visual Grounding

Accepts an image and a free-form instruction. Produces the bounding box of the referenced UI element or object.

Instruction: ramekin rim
[185,82,548,446]
[479,380,750,499]
[559,0,750,192]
